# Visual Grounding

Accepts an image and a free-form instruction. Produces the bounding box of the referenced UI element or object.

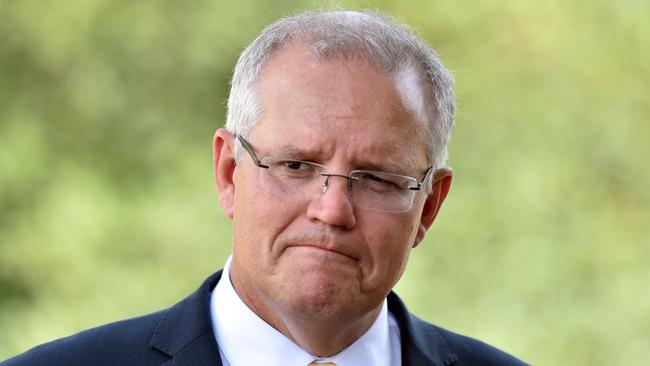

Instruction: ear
[213,128,236,219]
[413,167,453,248]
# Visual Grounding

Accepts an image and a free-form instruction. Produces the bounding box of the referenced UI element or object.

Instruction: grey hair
[225,10,455,173]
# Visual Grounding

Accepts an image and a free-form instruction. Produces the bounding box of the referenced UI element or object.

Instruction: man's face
[218,45,448,326]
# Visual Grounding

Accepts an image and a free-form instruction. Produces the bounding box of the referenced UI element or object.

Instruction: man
[2,10,527,366]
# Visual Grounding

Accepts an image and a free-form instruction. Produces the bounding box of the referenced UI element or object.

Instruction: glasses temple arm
[236,134,270,169]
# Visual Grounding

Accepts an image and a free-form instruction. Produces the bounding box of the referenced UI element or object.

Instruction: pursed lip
[286,243,358,262]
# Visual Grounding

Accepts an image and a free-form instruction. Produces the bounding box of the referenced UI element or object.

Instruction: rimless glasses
[235,134,434,213]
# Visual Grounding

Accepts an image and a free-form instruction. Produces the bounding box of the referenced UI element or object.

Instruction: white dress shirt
[210,256,402,365]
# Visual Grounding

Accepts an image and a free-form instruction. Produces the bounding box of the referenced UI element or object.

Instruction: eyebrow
[272,144,321,160]
[352,160,405,175]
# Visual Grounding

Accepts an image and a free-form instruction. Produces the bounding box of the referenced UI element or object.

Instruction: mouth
[286,244,358,262]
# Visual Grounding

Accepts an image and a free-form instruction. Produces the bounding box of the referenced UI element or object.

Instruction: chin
[282,275,365,321]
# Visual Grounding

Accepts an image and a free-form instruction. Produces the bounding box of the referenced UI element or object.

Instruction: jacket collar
[388,292,458,366]
[148,270,458,366]
[149,271,224,366]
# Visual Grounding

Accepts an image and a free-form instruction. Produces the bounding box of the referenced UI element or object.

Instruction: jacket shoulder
[1,309,170,366]
[413,316,529,366]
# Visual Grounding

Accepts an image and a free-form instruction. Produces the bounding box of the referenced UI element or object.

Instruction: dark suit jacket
[1,271,528,365]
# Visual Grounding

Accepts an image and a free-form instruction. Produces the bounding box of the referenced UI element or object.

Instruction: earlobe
[413,167,453,248]
[213,129,237,219]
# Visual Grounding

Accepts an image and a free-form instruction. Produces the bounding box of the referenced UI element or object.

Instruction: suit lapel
[146,271,457,366]
[149,271,225,366]
[387,292,458,366]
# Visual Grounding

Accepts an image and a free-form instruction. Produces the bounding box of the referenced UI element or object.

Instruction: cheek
[367,213,419,248]
[232,173,272,259]
[232,178,301,259]
[362,214,419,273]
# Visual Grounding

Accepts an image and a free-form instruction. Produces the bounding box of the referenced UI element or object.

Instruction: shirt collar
[210,256,396,366]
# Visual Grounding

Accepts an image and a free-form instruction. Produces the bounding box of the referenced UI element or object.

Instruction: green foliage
[1,0,648,364]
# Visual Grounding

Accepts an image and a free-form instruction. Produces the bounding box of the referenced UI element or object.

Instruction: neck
[270,301,382,357]
[230,267,383,357]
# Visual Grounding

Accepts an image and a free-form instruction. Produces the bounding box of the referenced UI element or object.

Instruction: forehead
[252,45,428,170]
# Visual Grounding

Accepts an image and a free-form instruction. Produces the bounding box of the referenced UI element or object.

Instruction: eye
[282,160,312,171]
[270,159,320,179]
[356,172,403,192]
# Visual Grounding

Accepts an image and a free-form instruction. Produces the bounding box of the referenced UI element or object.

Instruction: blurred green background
[1,0,648,364]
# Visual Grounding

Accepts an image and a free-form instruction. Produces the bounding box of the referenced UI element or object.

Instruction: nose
[306,174,356,229]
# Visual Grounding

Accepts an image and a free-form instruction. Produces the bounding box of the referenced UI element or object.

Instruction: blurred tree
[1,0,649,364]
